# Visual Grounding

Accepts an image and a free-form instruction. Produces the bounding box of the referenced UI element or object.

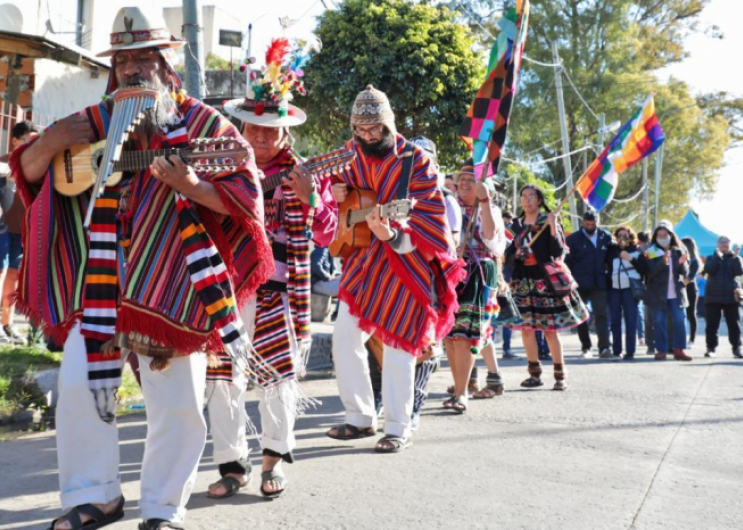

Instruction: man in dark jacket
[565,211,613,358]
[703,236,743,358]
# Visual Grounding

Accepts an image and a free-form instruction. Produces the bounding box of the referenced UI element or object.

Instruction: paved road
[1,330,742,530]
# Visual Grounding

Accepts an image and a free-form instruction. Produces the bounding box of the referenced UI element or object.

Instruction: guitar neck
[114,149,182,172]
[261,152,350,193]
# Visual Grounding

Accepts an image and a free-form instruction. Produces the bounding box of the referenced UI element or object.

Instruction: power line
[562,68,600,121]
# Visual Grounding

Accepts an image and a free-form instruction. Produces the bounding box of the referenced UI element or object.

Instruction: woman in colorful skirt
[505,184,589,390]
[443,165,507,413]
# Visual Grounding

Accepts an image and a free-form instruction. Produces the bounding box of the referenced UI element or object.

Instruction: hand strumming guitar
[284,165,314,204]
[365,205,396,242]
[331,183,348,204]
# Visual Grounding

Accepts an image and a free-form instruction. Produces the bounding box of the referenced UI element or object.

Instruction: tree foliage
[450,0,738,230]
[301,0,485,168]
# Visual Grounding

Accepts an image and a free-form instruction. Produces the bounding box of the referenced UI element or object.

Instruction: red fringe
[338,288,420,356]
[8,141,40,208]
[118,301,215,355]
[266,38,291,67]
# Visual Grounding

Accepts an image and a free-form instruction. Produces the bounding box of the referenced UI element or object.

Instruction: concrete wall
[32,58,107,122]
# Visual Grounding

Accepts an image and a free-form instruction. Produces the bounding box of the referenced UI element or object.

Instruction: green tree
[301,0,485,168]
[205,53,238,70]
[451,0,738,230]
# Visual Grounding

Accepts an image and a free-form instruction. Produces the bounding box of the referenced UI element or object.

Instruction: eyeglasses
[521,194,538,201]
[353,124,385,138]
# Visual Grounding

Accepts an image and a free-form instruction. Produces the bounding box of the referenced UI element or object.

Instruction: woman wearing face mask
[643,222,692,361]
[606,226,647,359]
[505,185,589,390]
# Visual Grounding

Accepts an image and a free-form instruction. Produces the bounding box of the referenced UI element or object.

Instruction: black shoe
[623,354,635,360]
[733,348,743,359]
[501,349,524,360]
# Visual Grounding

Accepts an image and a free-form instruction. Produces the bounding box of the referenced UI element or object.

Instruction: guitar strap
[396,141,415,201]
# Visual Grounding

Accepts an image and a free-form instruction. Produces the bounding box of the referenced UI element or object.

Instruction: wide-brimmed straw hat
[97,7,185,58]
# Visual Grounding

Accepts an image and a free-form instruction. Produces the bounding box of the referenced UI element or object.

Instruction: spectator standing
[565,211,613,358]
[499,210,523,360]
[638,231,654,354]
[696,272,706,319]
[703,236,743,358]
[606,226,647,360]
[681,237,701,345]
[644,222,692,361]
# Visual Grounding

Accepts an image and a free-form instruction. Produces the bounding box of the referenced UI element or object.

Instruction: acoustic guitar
[329,189,414,258]
[52,138,249,197]
[260,148,355,194]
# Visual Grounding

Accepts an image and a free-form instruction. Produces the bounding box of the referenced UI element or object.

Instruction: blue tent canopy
[674,210,720,258]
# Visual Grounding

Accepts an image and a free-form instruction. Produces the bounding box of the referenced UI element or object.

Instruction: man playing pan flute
[204,37,338,501]
[10,7,272,530]
[326,85,464,453]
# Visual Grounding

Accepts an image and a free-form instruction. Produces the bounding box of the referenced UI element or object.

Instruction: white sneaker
[580,348,592,358]
[0,328,11,344]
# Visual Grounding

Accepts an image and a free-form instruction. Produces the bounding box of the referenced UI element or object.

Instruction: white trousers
[56,323,207,523]
[332,301,416,438]
[205,295,297,466]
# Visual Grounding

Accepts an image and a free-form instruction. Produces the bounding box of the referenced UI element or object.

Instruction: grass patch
[0,345,61,420]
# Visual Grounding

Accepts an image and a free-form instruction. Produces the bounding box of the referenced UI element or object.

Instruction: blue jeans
[637,301,645,339]
[502,326,512,351]
[609,289,638,356]
[652,300,687,353]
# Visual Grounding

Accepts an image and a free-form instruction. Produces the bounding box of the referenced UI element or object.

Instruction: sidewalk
[0,330,742,529]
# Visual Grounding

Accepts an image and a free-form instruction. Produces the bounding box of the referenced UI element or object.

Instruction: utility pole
[652,143,664,230]
[642,157,649,232]
[182,0,205,100]
[552,43,578,232]
[597,113,606,150]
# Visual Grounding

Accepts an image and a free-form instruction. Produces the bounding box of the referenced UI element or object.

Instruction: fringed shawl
[10,97,273,355]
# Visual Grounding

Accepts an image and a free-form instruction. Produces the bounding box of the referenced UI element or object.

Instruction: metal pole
[182,0,205,100]
[642,157,649,232]
[552,43,578,232]
[246,24,252,95]
[597,113,605,151]
[512,170,518,214]
[652,143,664,229]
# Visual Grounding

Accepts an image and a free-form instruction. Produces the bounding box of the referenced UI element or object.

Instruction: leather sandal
[260,468,288,500]
[48,496,125,530]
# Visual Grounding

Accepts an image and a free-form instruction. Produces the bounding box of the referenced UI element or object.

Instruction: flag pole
[524,165,590,249]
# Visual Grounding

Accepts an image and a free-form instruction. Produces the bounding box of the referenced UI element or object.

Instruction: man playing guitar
[326,85,464,453]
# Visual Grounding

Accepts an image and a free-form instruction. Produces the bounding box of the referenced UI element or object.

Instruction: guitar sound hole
[91,151,104,175]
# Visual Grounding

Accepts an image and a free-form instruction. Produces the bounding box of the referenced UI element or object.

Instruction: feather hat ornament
[224,36,319,128]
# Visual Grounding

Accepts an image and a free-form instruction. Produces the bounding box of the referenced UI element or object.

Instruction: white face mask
[658,237,672,249]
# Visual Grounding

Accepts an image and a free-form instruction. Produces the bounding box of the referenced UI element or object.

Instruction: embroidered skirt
[447,259,498,342]
[508,264,589,332]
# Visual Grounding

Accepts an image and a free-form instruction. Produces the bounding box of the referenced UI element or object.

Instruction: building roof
[0,29,109,71]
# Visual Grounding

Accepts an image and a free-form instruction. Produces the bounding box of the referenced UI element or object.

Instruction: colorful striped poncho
[10,97,273,358]
[335,136,466,355]
[206,147,338,384]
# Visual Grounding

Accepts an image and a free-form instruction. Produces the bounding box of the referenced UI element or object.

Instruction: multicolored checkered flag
[459,1,530,180]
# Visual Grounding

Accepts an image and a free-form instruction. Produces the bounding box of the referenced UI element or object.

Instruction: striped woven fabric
[206,148,312,384]
[336,136,466,355]
[81,188,122,422]
[10,96,273,358]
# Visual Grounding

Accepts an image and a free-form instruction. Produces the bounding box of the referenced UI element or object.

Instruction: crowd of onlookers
[560,210,743,361]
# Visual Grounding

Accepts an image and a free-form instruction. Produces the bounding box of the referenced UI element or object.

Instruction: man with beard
[10,7,272,530]
[327,85,464,452]
[203,42,338,500]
